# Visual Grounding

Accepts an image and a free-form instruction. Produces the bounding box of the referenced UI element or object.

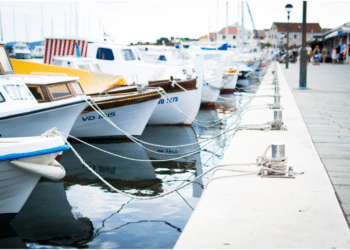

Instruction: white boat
[87,43,205,126]
[0,74,90,139]
[31,45,45,58]
[15,74,162,140]
[147,78,201,125]
[0,129,69,224]
[221,67,239,94]
[70,86,162,140]
[9,42,32,59]
[51,56,103,72]
[201,60,224,105]
[87,43,166,84]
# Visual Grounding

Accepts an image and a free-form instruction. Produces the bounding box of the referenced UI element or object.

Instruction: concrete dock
[174,62,350,248]
[282,63,350,226]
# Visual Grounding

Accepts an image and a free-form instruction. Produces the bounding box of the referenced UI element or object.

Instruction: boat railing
[30,72,69,77]
[0,74,45,81]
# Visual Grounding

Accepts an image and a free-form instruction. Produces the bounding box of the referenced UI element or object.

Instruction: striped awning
[44,38,88,64]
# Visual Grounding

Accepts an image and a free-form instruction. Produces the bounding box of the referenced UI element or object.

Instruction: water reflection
[10,126,204,249]
[10,182,93,248]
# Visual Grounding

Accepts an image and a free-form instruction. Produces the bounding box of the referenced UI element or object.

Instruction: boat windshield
[77,64,91,71]
[0,47,14,73]
[3,84,34,100]
[121,49,136,61]
[15,46,28,50]
[91,63,101,72]
[47,83,72,100]
[71,82,84,95]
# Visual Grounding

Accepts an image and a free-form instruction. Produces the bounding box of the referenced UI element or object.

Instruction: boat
[10,58,128,95]
[49,57,201,126]
[221,67,239,94]
[0,129,69,225]
[0,74,90,139]
[0,42,90,139]
[13,39,202,127]
[8,42,32,59]
[31,45,45,58]
[11,73,162,140]
[70,85,162,140]
[147,78,200,125]
[87,42,167,84]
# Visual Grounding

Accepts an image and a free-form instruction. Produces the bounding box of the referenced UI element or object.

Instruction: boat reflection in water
[10,182,94,248]
[9,126,203,249]
[140,126,203,198]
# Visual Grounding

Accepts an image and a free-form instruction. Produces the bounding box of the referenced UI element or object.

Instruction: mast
[75,1,78,37]
[225,1,228,45]
[51,16,54,36]
[65,10,67,37]
[70,3,73,36]
[41,4,44,40]
[241,1,244,52]
[88,11,91,38]
[246,2,260,51]
[25,14,28,43]
[13,8,16,42]
[0,4,3,42]
[216,1,218,43]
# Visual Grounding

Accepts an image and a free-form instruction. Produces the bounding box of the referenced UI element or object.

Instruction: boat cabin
[32,46,45,58]
[2,74,85,103]
[87,43,162,84]
[52,56,102,72]
[9,43,32,59]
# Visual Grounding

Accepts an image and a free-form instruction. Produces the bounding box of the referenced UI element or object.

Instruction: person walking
[306,45,312,64]
[313,45,320,65]
[332,47,337,64]
[322,46,327,63]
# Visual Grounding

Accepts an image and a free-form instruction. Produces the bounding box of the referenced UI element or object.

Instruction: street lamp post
[285,4,293,69]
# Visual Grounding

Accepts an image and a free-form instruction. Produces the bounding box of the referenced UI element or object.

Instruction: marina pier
[175,62,350,248]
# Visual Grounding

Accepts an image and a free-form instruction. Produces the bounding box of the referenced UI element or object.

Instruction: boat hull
[0,101,88,139]
[147,88,201,125]
[220,73,238,95]
[71,98,159,139]
[0,135,67,224]
[201,83,221,104]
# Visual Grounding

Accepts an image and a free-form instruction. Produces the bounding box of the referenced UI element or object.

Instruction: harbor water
[7,72,265,249]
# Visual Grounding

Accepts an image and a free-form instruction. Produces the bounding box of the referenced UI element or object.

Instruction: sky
[0,0,350,45]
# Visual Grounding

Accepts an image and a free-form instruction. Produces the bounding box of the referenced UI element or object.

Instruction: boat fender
[10,160,66,180]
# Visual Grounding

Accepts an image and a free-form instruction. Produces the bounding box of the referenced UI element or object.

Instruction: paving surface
[174,62,350,248]
[281,62,350,225]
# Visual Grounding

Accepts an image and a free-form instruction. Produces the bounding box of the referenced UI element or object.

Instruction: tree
[156,37,170,44]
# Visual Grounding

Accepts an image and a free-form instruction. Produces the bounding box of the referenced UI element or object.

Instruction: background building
[266,22,322,48]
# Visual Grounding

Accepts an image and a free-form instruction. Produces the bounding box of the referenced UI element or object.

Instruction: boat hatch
[27,81,85,103]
